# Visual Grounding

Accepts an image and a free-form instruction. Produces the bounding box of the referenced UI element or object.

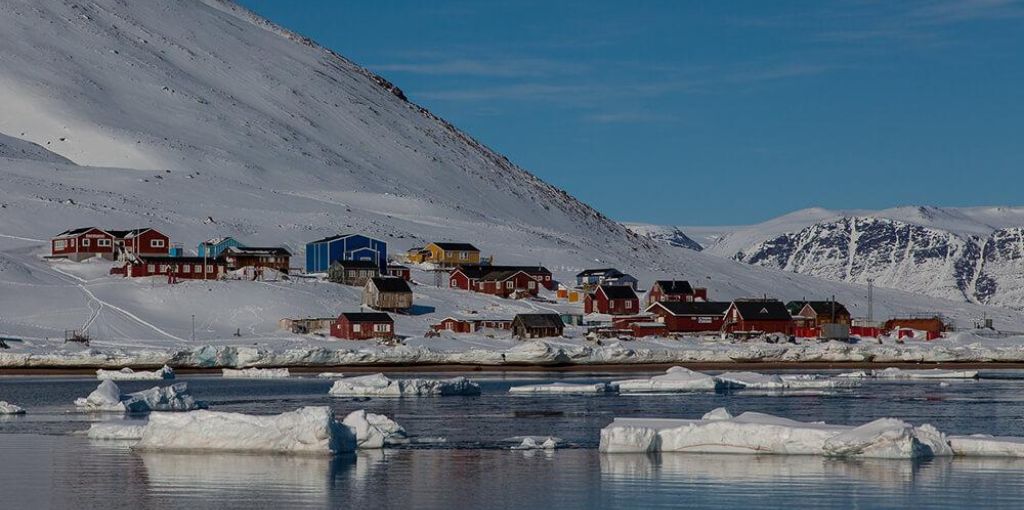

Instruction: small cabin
[585,285,640,315]
[410,242,481,267]
[512,313,565,339]
[328,260,381,286]
[647,280,708,306]
[475,270,539,299]
[331,312,394,340]
[450,265,553,291]
[362,276,413,311]
[386,264,412,281]
[788,300,852,327]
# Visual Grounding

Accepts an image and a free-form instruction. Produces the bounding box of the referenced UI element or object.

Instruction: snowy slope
[1,0,1023,358]
[623,223,703,251]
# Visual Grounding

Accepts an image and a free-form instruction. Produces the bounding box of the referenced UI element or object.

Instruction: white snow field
[133,406,355,455]
[221,367,290,379]
[2,1,1024,367]
[508,382,616,394]
[73,380,204,413]
[599,409,953,459]
[327,373,481,397]
[0,400,26,414]
[341,409,408,449]
[87,422,147,440]
[96,365,175,381]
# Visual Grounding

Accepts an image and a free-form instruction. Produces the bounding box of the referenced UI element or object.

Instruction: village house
[575,268,638,290]
[646,280,708,306]
[429,317,513,334]
[723,299,794,335]
[585,284,640,315]
[512,313,565,339]
[305,233,387,273]
[788,300,852,326]
[50,227,116,261]
[475,270,540,299]
[884,316,947,337]
[328,260,381,286]
[108,228,170,258]
[362,276,413,311]
[645,301,731,333]
[112,255,226,280]
[220,246,291,274]
[331,312,394,341]
[386,264,412,281]
[278,317,335,335]
[197,237,243,258]
[449,265,554,292]
[407,242,481,267]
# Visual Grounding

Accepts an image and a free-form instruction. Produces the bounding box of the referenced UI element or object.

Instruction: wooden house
[220,246,291,274]
[112,256,226,280]
[108,228,170,258]
[50,227,116,261]
[475,270,539,298]
[575,268,638,290]
[724,299,794,335]
[386,264,412,281]
[362,276,413,311]
[585,285,640,315]
[884,316,947,335]
[646,280,708,306]
[788,300,852,327]
[328,260,381,286]
[429,317,513,334]
[305,234,387,273]
[409,242,481,267]
[331,312,394,340]
[645,301,730,333]
[279,317,335,334]
[449,265,554,292]
[198,237,243,258]
[512,313,565,339]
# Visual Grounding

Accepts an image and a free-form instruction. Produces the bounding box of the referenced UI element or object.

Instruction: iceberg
[222,367,291,378]
[509,382,615,394]
[341,410,408,449]
[133,406,355,455]
[0,400,26,415]
[612,366,725,393]
[87,421,147,440]
[74,380,205,413]
[949,435,1024,457]
[511,436,560,450]
[328,373,481,397]
[599,409,953,459]
[97,365,175,381]
[717,371,849,389]
[837,368,978,379]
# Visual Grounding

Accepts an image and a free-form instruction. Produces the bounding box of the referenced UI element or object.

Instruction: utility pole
[191,314,195,342]
[867,279,874,324]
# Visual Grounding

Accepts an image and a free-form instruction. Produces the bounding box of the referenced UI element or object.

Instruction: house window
[353,324,362,333]
[445,251,452,258]
[506,281,514,289]
[459,251,468,260]
[451,279,458,287]
[160,265,168,272]
[206,265,214,272]
[528,281,536,289]
[544,275,550,281]
[152,239,166,248]
[82,239,90,247]
[374,324,391,333]
[626,301,633,310]
[147,264,155,272]
[54,240,66,250]
[195,264,202,272]
[70,238,76,247]
[182,265,190,273]
[97,238,111,247]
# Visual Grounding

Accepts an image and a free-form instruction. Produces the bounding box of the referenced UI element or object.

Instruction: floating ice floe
[612,367,727,393]
[74,380,205,413]
[599,408,953,459]
[221,367,290,378]
[316,372,346,379]
[837,368,979,380]
[328,373,481,397]
[341,409,408,449]
[509,382,615,394]
[948,435,1024,457]
[97,365,175,381]
[0,401,26,415]
[133,406,355,455]
[87,421,147,440]
[716,371,851,390]
[511,436,561,450]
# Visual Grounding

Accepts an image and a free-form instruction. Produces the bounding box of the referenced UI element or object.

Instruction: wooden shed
[362,276,413,311]
[331,312,394,340]
[512,313,565,340]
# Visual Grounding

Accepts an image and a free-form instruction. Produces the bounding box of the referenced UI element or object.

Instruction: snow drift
[328,373,480,397]
[97,365,175,381]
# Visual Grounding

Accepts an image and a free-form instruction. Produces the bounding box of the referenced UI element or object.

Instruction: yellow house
[413,242,480,267]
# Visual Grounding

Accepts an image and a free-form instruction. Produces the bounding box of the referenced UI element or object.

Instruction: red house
[646,280,708,306]
[386,264,412,281]
[475,270,540,298]
[585,285,640,315]
[431,317,476,334]
[50,227,116,261]
[113,256,226,280]
[331,312,394,340]
[108,228,170,257]
[723,300,794,335]
[449,265,554,291]
[646,301,730,333]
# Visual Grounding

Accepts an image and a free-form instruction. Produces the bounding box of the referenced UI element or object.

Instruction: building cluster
[50,227,946,343]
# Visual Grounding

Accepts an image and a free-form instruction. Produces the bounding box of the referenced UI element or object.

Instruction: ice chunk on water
[221,367,290,378]
[949,435,1024,457]
[509,382,614,394]
[87,421,147,440]
[838,368,978,379]
[328,373,480,397]
[612,366,726,393]
[701,407,733,421]
[97,365,175,380]
[342,410,408,449]
[0,401,25,415]
[74,380,204,413]
[511,436,560,450]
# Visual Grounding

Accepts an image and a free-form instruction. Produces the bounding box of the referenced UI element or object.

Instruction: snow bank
[613,366,725,393]
[0,401,26,414]
[74,380,204,413]
[222,367,290,378]
[133,406,355,455]
[97,365,175,380]
[949,435,1024,457]
[511,436,560,450]
[838,368,978,379]
[87,421,147,440]
[341,410,408,449]
[509,382,615,394]
[328,373,481,397]
[599,410,952,459]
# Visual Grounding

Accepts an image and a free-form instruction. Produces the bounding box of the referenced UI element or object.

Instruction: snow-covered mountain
[623,223,703,251]
[2,0,1023,345]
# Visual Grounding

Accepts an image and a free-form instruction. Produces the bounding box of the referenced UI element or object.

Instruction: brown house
[723,300,794,335]
[884,316,947,335]
[328,260,380,286]
[362,276,413,311]
[646,301,730,333]
[331,312,395,340]
[220,246,291,274]
[512,313,565,339]
[789,300,852,326]
[585,285,640,315]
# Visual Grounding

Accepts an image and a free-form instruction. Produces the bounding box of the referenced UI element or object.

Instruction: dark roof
[430,242,479,251]
[513,313,565,329]
[55,227,101,237]
[331,259,380,269]
[598,285,638,300]
[731,300,792,321]
[654,280,694,295]
[803,301,851,317]
[479,269,538,282]
[576,268,622,278]
[107,228,158,239]
[369,276,412,293]
[453,265,550,279]
[223,246,291,256]
[650,301,731,316]
[339,312,393,323]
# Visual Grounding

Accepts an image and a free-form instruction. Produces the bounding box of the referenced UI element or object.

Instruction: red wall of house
[431,319,473,333]
[125,230,170,255]
[478,273,539,298]
[119,260,224,279]
[449,271,472,290]
[331,318,393,340]
[590,289,638,315]
[52,230,115,256]
[727,319,793,335]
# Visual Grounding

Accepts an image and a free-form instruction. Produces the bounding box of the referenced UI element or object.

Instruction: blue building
[305,234,387,273]
[197,237,243,259]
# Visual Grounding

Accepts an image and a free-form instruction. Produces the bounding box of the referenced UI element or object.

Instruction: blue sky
[238,0,1024,226]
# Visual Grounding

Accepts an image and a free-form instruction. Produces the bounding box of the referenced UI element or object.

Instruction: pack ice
[73,380,205,413]
[221,368,291,379]
[509,382,615,394]
[612,367,730,393]
[96,365,175,381]
[837,368,979,379]
[328,373,481,397]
